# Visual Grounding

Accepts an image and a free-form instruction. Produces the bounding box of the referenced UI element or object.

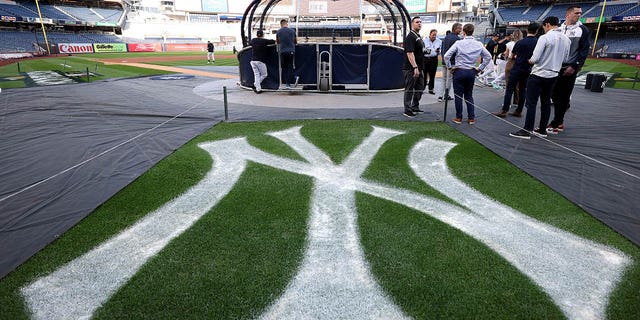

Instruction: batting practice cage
[238,0,411,92]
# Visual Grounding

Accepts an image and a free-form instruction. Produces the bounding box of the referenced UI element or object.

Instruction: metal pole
[17,62,21,73]
[591,0,607,57]
[223,86,229,121]
[34,0,51,55]
[443,88,449,122]
[86,67,90,82]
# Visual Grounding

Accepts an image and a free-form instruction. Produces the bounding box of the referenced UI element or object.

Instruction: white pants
[493,58,507,83]
[440,65,452,97]
[250,60,268,91]
[207,52,215,61]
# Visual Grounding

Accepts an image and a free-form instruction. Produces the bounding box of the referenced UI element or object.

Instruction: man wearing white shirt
[423,29,441,95]
[510,16,571,139]
[443,23,492,125]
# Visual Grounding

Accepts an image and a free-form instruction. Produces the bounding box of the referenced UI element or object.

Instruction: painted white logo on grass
[22,126,630,320]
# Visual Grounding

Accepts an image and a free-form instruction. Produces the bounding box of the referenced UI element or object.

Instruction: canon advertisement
[58,43,95,54]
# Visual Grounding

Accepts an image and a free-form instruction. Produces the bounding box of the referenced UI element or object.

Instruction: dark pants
[452,68,476,119]
[524,74,557,131]
[423,57,438,91]
[550,66,578,128]
[501,68,529,113]
[403,69,425,112]
[280,52,295,86]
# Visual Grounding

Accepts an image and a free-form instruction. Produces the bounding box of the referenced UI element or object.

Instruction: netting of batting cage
[240,0,410,47]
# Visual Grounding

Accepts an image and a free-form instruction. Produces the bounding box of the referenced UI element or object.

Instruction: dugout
[238,0,410,92]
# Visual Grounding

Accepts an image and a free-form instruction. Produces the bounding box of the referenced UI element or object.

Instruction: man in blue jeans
[443,23,492,124]
[510,16,570,139]
[276,19,298,89]
[493,22,539,118]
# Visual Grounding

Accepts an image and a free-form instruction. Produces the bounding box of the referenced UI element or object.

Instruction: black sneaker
[532,128,547,138]
[428,90,435,95]
[412,109,424,113]
[403,110,416,118]
[509,129,531,139]
[446,96,453,101]
[437,96,443,102]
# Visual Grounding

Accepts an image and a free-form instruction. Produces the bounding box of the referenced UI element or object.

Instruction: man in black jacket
[206,41,215,64]
[439,23,461,102]
[249,30,275,93]
[402,17,425,118]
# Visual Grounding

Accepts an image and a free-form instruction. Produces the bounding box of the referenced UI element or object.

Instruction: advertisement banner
[405,0,427,13]
[202,0,228,12]
[127,43,162,52]
[612,15,640,22]
[165,43,207,52]
[93,43,127,53]
[581,17,605,23]
[95,22,117,27]
[58,43,95,54]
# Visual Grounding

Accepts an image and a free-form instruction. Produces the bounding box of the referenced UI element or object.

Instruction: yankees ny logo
[23,126,630,320]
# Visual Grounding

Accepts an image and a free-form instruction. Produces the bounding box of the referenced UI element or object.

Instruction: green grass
[582,58,640,90]
[0,120,638,319]
[0,51,240,89]
[0,56,171,89]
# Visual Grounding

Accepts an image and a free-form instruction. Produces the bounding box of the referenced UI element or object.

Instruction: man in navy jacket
[548,5,590,134]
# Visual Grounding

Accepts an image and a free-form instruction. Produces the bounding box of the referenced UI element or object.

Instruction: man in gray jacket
[548,5,590,134]
[510,16,570,139]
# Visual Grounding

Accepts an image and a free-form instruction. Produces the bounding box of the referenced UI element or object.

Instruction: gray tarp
[0,76,221,279]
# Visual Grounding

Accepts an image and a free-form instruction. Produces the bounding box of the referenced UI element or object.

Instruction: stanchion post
[443,88,449,122]
[223,86,229,121]
[17,62,21,73]
[86,67,90,82]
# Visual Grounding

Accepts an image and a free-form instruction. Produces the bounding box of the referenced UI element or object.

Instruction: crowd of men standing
[402,5,590,139]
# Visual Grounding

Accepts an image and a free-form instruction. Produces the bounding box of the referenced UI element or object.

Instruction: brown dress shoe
[492,111,507,118]
[509,111,522,117]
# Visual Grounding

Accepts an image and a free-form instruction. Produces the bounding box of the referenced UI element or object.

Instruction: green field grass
[0,51,239,88]
[582,59,640,90]
[0,120,638,319]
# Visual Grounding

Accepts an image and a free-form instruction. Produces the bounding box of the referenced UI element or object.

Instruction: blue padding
[370,46,405,90]
[332,44,368,84]
[239,43,405,91]
[294,44,318,85]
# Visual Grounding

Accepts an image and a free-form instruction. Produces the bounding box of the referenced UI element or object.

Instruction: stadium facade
[1,1,639,57]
